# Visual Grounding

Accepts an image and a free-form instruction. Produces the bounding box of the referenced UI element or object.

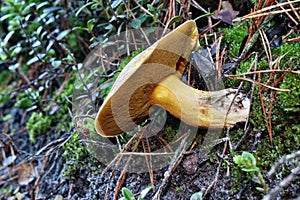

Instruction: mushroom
[95,20,250,137]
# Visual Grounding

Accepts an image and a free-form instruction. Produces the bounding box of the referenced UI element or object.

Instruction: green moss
[0,87,11,105]
[0,69,10,85]
[176,186,184,192]
[62,131,98,178]
[254,69,300,169]
[226,24,300,197]
[26,112,52,142]
[222,21,248,57]
[164,126,178,142]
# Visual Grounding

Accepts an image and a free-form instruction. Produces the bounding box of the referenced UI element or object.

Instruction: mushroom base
[151,75,251,128]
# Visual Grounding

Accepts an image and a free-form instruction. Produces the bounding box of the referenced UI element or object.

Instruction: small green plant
[190,191,203,200]
[233,151,268,194]
[120,186,153,200]
[176,186,183,192]
[16,89,39,109]
[147,4,163,22]
[0,185,13,197]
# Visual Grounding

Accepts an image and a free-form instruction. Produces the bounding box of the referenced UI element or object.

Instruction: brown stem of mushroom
[151,75,250,128]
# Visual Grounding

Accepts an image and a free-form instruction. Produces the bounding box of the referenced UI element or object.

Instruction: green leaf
[72,27,88,32]
[51,60,62,68]
[194,13,214,22]
[256,187,265,192]
[111,0,122,9]
[11,45,22,56]
[242,166,259,172]
[36,26,43,36]
[36,2,50,10]
[75,2,94,16]
[45,16,55,25]
[167,16,182,28]
[87,19,96,31]
[0,49,8,61]
[3,114,11,121]
[56,30,71,41]
[121,187,136,200]
[91,3,98,9]
[130,15,147,29]
[138,185,153,200]
[48,49,55,55]
[1,5,14,13]
[43,6,61,14]
[233,155,242,165]
[3,31,15,46]
[46,40,55,52]
[147,4,155,12]
[8,63,18,72]
[252,176,261,184]
[190,191,203,200]
[157,3,163,10]
[0,13,16,21]
[23,2,36,14]
[242,151,257,166]
[26,53,45,65]
[26,56,40,65]
[104,24,114,30]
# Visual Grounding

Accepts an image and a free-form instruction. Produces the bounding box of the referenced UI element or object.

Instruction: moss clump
[0,87,11,105]
[164,126,179,142]
[0,69,10,85]
[222,21,248,57]
[26,112,52,142]
[62,131,98,178]
[254,69,300,170]
[224,24,300,197]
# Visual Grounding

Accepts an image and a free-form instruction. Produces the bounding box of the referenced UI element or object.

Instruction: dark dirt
[1,102,299,200]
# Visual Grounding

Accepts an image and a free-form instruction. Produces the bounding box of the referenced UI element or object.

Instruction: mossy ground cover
[221,21,300,198]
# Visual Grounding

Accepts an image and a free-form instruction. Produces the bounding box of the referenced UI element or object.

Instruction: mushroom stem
[151,75,250,128]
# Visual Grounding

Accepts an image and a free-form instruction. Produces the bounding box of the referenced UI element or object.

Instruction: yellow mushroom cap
[95,20,199,137]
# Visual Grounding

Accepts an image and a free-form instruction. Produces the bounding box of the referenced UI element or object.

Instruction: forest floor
[1,1,300,200]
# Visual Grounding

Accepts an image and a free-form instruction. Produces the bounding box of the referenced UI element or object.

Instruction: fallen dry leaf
[18,162,37,186]
[213,1,239,25]
[14,192,25,200]
[54,195,64,200]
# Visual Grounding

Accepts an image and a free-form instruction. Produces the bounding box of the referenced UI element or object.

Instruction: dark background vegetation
[0,0,299,199]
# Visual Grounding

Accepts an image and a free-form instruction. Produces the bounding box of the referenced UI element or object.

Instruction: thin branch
[226,76,291,92]
[225,69,300,77]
